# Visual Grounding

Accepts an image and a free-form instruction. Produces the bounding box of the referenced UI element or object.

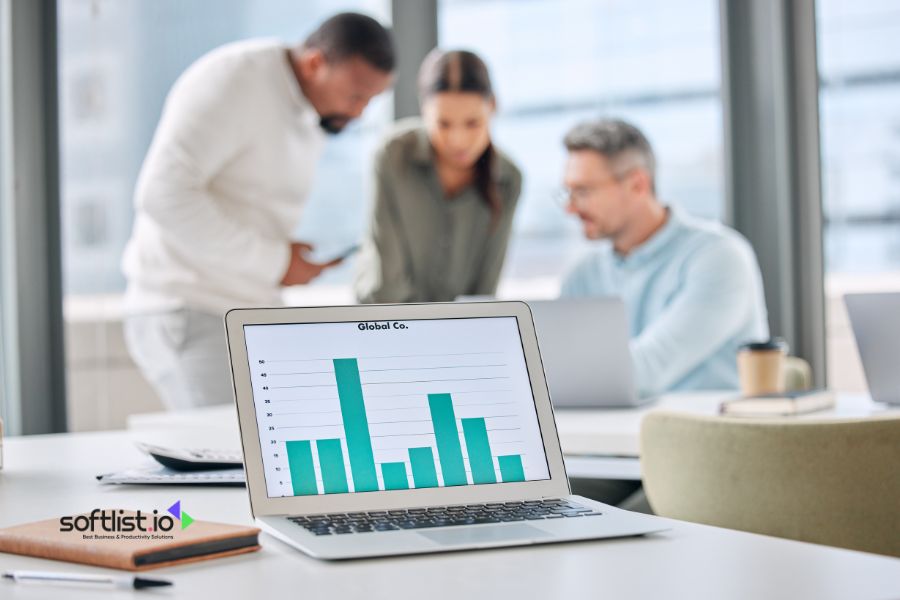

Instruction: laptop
[225,301,666,560]
[845,292,900,405]
[528,298,645,408]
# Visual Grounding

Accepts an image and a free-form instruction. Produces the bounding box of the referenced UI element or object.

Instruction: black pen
[3,570,172,589]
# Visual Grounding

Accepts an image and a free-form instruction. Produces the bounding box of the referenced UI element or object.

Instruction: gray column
[720,0,826,386]
[391,0,438,119]
[0,0,66,434]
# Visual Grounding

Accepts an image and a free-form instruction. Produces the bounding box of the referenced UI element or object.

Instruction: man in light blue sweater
[559,119,769,399]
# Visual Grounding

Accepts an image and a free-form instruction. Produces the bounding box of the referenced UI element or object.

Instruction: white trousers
[124,309,232,410]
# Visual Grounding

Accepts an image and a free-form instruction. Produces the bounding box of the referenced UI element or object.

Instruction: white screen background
[243,317,551,497]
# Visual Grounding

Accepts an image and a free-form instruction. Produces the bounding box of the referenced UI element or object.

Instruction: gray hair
[563,118,656,187]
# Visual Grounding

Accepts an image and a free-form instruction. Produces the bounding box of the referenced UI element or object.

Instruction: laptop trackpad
[419,524,550,546]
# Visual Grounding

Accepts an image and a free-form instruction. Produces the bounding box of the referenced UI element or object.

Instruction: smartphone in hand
[325,244,360,263]
[308,244,360,265]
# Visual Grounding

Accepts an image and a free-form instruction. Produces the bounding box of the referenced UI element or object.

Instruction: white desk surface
[554,391,895,456]
[1,430,898,599]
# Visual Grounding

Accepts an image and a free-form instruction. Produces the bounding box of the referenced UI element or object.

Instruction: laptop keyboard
[288,499,602,535]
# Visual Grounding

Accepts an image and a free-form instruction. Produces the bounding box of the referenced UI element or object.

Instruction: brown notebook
[0,511,261,571]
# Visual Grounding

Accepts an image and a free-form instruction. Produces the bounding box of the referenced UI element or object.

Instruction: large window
[57,0,725,429]
[817,0,900,392]
[58,0,880,429]
[58,0,389,430]
[439,0,724,297]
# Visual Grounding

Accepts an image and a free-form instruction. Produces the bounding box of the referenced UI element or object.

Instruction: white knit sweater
[122,39,325,316]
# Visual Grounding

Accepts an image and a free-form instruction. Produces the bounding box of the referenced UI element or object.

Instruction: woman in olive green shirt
[355,49,522,303]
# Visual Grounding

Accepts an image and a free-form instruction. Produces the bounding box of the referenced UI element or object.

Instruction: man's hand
[280,242,343,286]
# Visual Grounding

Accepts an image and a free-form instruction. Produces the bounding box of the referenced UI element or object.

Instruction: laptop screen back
[242,316,551,498]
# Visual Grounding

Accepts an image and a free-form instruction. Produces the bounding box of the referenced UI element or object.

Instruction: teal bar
[381,462,410,490]
[428,393,468,486]
[408,447,439,488]
[462,418,497,484]
[333,358,379,492]
[498,454,526,483]
[316,439,349,494]
[285,440,318,496]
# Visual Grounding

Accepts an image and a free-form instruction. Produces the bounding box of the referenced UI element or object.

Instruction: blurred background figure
[355,49,521,303]
[558,119,769,397]
[121,13,394,409]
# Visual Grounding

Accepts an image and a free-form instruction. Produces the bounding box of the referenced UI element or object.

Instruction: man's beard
[319,115,352,134]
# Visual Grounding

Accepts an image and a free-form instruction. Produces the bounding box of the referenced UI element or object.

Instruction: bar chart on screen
[242,317,551,498]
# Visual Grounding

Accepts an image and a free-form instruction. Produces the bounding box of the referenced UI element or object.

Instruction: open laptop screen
[243,316,551,498]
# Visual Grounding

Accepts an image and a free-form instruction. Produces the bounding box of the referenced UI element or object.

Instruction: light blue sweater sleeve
[629,235,762,397]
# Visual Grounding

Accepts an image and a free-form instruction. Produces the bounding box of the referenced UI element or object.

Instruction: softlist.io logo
[58,500,194,540]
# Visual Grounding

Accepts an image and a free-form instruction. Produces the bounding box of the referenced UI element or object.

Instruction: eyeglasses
[552,170,634,210]
[552,187,594,210]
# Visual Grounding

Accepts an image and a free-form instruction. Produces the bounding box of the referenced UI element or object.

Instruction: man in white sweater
[121,13,394,409]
